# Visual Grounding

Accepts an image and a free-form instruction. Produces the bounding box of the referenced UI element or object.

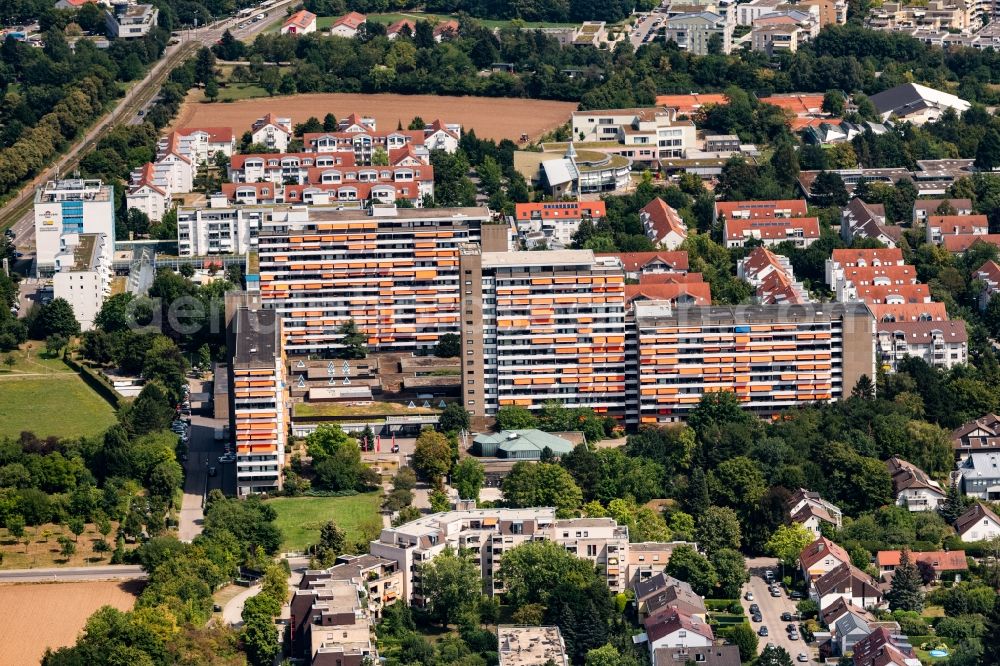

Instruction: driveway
[178,378,229,541]
[741,557,813,663]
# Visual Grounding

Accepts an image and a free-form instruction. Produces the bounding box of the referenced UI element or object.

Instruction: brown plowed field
[0,581,141,665]
[173,92,576,142]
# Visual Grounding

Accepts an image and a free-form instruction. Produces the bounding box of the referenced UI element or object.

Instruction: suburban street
[741,557,813,663]
[0,565,146,583]
[0,0,298,258]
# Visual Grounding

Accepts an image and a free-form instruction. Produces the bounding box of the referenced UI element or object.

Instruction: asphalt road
[742,557,813,663]
[630,13,660,49]
[0,565,145,583]
[178,377,230,542]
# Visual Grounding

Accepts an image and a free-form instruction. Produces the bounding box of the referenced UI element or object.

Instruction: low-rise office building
[105,2,158,38]
[570,107,698,164]
[662,11,734,54]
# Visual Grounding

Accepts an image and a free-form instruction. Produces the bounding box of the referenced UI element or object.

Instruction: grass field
[0,374,117,440]
[0,520,131,569]
[0,581,141,665]
[294,401,438,418]
[0,342,73,376]
[267,493,383,552]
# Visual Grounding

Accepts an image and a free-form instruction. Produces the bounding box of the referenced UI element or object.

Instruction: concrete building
[34,179,115,274]
[751,10,819,54]
[513,201,606,249]
[152,131,197,193]
[632,302,875,424]
[471,430,577,459]
[52,233,111,331]
[250,113,293,152]
[368,508,631,604]
[570,108,698,164]
[257,205,498,356]
[514,145,632,197]
[959,451,1000,500]
[228,303,287,496]
[662,11,734,54]
[126,162,172,223]
[723,216,820,248]
[459,248,627,420]
[176,203,263,256]
[175,127,236,164]
[290,576,377,666]
[105,2,158,39]
[868,83,971,124]
[876,320,968,371]
[498,626,569,666]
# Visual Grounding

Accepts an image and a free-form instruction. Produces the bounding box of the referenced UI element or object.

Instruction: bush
[893,610,929,636]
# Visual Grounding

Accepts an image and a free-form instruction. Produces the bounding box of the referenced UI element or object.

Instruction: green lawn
[311,12,577,31]
[0,343,75,376]
[267,493,383,552]
[293,401,439,418]
[0,374,117,439]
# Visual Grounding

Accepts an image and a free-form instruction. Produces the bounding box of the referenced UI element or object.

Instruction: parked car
[218,454,235,463]
[770,588,782,597]
[797,654,809,663]
[789,591,804,599]
[758,627,768,637]
[749,604,760,615]
[745,591,754,601]
[786,624,797,632]
[751,613,762,623]
[781,612,793,622]
[789,632,800,641]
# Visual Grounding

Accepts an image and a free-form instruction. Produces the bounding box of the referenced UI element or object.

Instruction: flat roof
[233,308,278,368]
[634,302,872,326]
[482,249,596,268]
[65,233,101,271]
[498,626,567,666]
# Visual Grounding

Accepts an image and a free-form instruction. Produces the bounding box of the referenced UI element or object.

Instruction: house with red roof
[738,247,809,304]
[942,234,1000,253]
[386,19,416,39]
[625,282,712,309]
[926,214,989,244]
[515,201,606,248]
[876,320,968,371]
[975,259,1000,310]
[875,550,967,580]
[715,198,809,221]
[852,628,920,666]
[723,216,820,248]
[250,113,293,152]
[643,607,714,658]
[423,119,462,152]
[126,162,172,223]
[812,563,884,611]
[800,536,851,581]
[598,252,689,279]
[175,127,235,163]
[868,302,948,323]
[641,198,687,249]
[330,11,366,38]
[281,9,317,35]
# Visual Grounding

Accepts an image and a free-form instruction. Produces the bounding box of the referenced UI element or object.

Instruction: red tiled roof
[131,162,166,196]
[515,201,607,220]
[740,246,787,278]
[852,628,915,666]
[840,265,917,285]
[928,214,989,234]
[942,234,1000,253]
[976,259,1000,283]
[639,272,705,284]
[799,537,851,571]
[724,217,820,241]
[642,197,686,240]
[332,11,366,29]
[868,302,949,322]
[625,282,711,306]
[644,607,715,643]
[830,248,905,267]
[433,19,459,36]
[716,199,809,219]
[759,93,825,115]
[387,18,416,34]
[655,93,730,114]
[599,251,689,273]
[283,9,316,30]
[875,550,967,572]
[853,284,930,304]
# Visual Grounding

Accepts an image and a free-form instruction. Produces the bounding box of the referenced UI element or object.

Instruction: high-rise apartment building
[631,301,875,424]
[52,233,112,331]
[228,304,287,496]
[458,248,628,420]
[34,179,115,273]
[257,206,503,355]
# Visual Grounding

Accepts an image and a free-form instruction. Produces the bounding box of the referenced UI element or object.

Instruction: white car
[797,654,809,663]
[744,591,754,601]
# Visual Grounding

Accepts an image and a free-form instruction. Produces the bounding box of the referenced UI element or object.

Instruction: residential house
[925,214,989,245]
[289,577,377,664]
[175,127,235,163]
[751,11,819,55]
[841,198,901,247]
[625,282,712,309]
[298,554,402,619]
[951,413,1000,461]
[786,488,843,536]
[498,626,569,666]
[737,247,810,305]
[800,537,851,581]
[627,542,697,586]
[941,234,1000,253]
[885,456,947,511]
[852,628,920,666]
[913,198,973,223]
[153,131,196,193]
[635,573,707,622]
[600,251,689,280]
[812,563,885,611]
[281,9,317,35]
[329,11,366,38]
[953,502,1000,542]
[974,260,1000,310]
[570,107,698,165]
[126,162,172,223]
[723,216,821,248]
[875,550,967,580]
[250,114,292,152]
[422,120,461,153]
[867,302,949,323]
[641,198,687,249]
[514,201,606,248]
[737,0,786,25]
[662,11,734,55]
[643,607,714,658]
[820,598,878,658]
[868,83,971,125]
[652,645,741,666]
[716,198,809,221]
[958,451,1000,500]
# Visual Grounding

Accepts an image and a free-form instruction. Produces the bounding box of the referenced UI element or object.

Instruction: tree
[413,429,452,485]
[665,545,718,597]
[502,462,583,516]
[336,319,367,358]
[984,595,1000,666]
[30,298,80,340]
[197,343,211,370]
[496,405,537,430]
[822,90,846,117]
[434,332,461,357]
[452,457,485,501]
[765,523,815,568]
[852,374,875,400]
[810,171,849,207]
[7,514,26,552]
[757,644,794,666]
[730,622,759,662]
[242,609,280,666]
[311,520,346,567]
[58,535,76,559]
[711,548,750,598]
[419,547,482,626]
[975,128,1000,172]
[887,549,924,612]
[939,481,966,524]
[585,644,640,666]
[696,506,742,555]
[429,488,450,513]
[438,403,470,433]
[67,516,85,542]
[709,456,766,516]
[45,334,67,356]
[204,78,219,102]
[685,466,710,516]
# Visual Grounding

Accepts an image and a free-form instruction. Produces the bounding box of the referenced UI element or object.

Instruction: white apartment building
[876,320,968,371]
[153,132,197,193]
[662,11,734,55]
[126,162,172,223]
[52,233,111,331]
[176,201,262,256]
[175,127,236,164]
[250,114,293,152]
[571,108,698,164]
[105,2,158,39]
[369,508,631,604]
[34,179,115,274]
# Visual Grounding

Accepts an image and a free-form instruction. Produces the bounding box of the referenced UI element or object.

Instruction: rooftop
[497,626,568,666]
[233,308,278,368]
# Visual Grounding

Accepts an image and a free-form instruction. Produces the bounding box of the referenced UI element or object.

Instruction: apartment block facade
[458,248,628,420]
[33,179,115,274]
[369,509,630,605]
[631,302,875,424]
[257,206,500,356]
[228,306,287,496]
[177,203,262,256]
[52,233,111,331]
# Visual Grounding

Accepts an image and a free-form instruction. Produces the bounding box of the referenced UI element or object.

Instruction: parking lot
[178,378,232,541]
[741,558,814,663]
